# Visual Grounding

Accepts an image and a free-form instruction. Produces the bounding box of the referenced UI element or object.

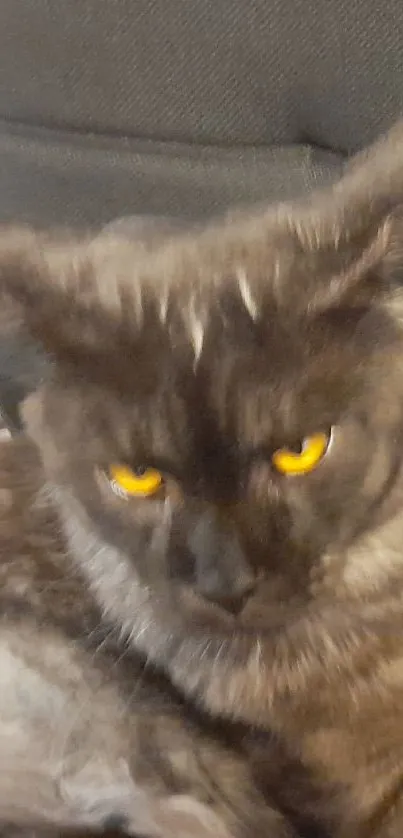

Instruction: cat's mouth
[174,575,307,631]
[210,572,299,622]
[177,585,244,626]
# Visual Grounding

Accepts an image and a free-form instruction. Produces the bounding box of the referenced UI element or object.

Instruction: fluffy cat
[1,121,403,837]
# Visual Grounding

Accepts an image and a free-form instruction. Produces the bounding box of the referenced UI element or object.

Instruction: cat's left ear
[287,120,403,312]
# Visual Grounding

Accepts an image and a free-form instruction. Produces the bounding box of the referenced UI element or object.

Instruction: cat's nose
[189,510,255,614]
[202,573,256,615]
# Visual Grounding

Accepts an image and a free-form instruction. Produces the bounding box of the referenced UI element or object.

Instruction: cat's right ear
[0,225,91,346]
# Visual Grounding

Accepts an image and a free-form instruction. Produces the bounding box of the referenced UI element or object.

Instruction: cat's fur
[1,122,403,837]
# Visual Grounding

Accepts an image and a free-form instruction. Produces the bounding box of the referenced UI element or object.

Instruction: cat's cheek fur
[57,489,154,629]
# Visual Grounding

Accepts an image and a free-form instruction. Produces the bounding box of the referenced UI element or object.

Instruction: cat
[1,120,403,838]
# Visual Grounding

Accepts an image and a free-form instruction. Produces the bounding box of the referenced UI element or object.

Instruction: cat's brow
[126,453,184,480]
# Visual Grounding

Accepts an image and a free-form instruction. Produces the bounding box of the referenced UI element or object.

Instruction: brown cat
[1,121,403,838]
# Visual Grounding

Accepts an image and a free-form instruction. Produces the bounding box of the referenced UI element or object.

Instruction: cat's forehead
[200,316,360,445]
[64,208,396,453]
[84,299,370,461]
[88,209,304,336]
[87,207,372,362]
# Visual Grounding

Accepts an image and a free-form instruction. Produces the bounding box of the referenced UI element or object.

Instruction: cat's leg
[0,620,298,838]
[0,621,157,836]
[0,620,242,838]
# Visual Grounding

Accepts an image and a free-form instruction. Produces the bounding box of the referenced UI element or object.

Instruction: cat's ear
[0,226,97,351]
[0,225,161,368]
[285,120,403,313]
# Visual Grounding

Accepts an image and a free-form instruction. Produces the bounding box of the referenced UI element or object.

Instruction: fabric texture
[0,122,342,227]
[1,0,402,151]
[1,0,403,227]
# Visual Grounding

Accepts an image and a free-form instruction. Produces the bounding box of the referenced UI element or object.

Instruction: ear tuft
[0,225,142,365]
[280,121,403,316]
[0,225,92,348]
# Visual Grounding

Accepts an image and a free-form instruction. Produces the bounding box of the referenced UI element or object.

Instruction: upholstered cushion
[1,0,403,226]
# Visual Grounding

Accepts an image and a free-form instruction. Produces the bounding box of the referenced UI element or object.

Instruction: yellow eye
[108,464,163,497]
[272,432,330,476]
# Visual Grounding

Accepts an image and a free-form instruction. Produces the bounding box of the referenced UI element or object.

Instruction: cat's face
[22,260,403,628]
[5,122,403,653]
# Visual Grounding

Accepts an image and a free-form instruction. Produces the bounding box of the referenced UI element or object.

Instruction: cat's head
[3,123,403,660]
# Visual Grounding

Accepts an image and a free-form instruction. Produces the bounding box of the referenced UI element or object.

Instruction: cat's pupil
[287,441,303,455]
[134,465,147,477]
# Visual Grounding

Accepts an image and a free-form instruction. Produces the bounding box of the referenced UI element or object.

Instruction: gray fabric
[1,0,402,226]
[0,334,47,431]
[0,122,342,226]
[0,0,402,153]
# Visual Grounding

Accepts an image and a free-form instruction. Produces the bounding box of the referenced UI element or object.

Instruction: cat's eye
[108,464,164,498]
[271,432,330,476]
